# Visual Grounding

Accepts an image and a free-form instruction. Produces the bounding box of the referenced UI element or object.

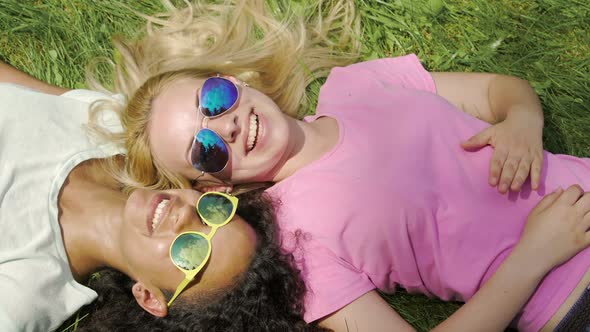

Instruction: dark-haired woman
[0,61,320,332]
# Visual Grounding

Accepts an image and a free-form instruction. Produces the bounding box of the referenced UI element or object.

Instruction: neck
[58,157,129,282]
[272,116,339,182]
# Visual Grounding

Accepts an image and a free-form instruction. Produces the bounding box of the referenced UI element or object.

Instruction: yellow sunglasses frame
[167,192,238,307]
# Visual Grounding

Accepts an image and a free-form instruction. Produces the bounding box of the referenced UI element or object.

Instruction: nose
[172,202,200,233]
[205,113,240,143]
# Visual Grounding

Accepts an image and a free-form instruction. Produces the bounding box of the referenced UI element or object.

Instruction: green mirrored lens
[170,233,210,271]
[198,194,234,225]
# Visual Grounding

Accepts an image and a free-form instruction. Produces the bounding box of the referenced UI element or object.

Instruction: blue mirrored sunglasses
[190,76,240,173]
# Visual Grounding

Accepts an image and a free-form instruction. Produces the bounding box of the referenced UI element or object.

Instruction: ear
[132,282,169,317]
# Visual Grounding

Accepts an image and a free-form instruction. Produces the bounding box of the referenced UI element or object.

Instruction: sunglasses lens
[191,128,229,173]
[201,77,239,117]
[198,193,235,225]
[170,233,210,271]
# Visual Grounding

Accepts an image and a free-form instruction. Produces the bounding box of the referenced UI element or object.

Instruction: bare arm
[0,60,70,95]
[319,291,415,332]
[431,246,545,331]
[431,72,543,129]
[320,186,590,332]
[320,252,544,332]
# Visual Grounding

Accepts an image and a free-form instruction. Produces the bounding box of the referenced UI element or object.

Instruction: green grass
[1,0,589,331]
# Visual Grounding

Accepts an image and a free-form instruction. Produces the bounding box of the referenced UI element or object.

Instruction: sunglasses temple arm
[205,226,220,240]
[167,278,192,307]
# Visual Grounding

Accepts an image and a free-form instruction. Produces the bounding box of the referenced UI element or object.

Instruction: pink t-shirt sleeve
[330,54,436,93]
[298,244,375,323]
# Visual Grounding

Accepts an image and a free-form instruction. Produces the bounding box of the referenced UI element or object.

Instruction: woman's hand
[516,185,590,272]
[461,109,544,193]
[432,72,544,194]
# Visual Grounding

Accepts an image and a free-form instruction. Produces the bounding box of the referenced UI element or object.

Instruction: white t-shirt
[0,84,124,332]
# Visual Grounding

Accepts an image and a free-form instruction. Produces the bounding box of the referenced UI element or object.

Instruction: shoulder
[323,54,435,94]
[294,243,376,323]
[61,89,125,105]
[345,54,426,74]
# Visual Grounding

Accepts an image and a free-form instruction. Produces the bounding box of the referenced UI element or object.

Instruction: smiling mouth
[150,199,170,233]
[247,112,259,152]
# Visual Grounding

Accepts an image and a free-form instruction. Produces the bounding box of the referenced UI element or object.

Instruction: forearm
[488,75,543,130]
[0,60,69,95]
[432,246,548,332]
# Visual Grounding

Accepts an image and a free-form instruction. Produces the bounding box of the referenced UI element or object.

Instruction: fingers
[489,147,508,188]
[583,213,590,243]
[574,190,590,214]
[461,129,491,151]
[530,153,543,190]
[557,185,585,206]
[495,150,541,193]
[531,187,563,214]
[498,152,520,193]
[577,196,590,243]
[510,156,532,192]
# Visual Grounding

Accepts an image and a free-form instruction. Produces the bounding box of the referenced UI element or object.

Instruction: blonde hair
[88,0,360,192]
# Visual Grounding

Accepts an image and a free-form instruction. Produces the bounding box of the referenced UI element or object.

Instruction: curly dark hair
[77,190,329,332]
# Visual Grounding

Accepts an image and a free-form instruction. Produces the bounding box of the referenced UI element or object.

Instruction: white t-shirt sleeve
[60,88,126,104]
[61,88,125,140]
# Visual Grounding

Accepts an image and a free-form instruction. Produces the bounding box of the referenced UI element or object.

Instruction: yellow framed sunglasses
[167,191,238,307]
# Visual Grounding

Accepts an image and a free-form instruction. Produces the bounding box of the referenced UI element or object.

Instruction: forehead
[147,78,206,174]
[151,77,205,117]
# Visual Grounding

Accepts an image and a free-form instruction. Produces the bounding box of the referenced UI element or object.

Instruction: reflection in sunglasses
[200,197,233,225]
[172,234,209,270]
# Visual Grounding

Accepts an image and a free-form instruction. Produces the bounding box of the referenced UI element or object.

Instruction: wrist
[508,244,553,277]
[505,105,544,132]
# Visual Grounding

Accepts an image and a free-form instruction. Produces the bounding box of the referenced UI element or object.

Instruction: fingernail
[499,184,508,192]
[490,177,497,185]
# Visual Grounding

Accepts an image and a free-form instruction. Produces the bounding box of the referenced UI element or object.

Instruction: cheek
[148,110,193,169]
[149,131,195,180]
[216,224,257,267]
[150,130,179,165]
[123,238,172,274]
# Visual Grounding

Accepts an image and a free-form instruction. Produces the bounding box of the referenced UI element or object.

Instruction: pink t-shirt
[266,54,590,332]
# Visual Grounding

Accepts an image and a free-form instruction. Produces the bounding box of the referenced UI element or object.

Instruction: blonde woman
[94,1,590,331]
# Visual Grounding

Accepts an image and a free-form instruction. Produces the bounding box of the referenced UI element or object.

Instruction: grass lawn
[1,0,589,331]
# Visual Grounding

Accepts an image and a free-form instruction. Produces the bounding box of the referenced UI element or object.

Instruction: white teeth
[151,199,169,231]
[247,113,259,151]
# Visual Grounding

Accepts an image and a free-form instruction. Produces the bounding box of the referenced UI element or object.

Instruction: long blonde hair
[89,0,360,192]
